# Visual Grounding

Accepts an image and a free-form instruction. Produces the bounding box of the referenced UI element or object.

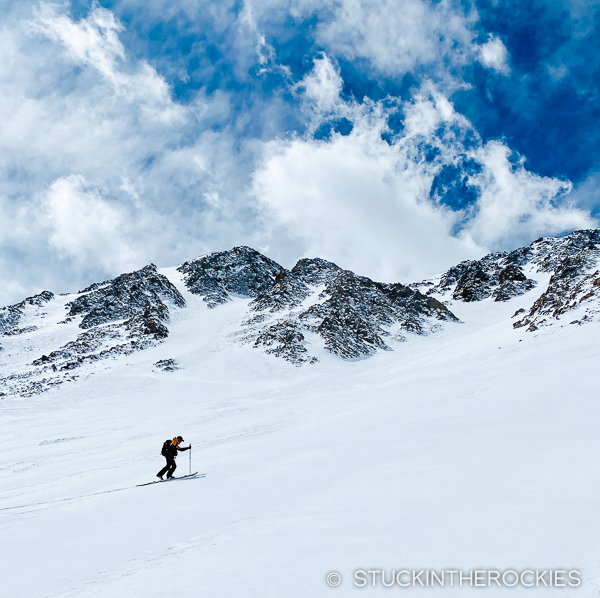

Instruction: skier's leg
[167,457,177,479]
[157,457,170,478]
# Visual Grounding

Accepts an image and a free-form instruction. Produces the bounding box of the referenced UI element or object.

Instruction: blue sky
[1,0,599,304]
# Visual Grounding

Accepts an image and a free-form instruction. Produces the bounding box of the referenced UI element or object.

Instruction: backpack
[161,439,173,457]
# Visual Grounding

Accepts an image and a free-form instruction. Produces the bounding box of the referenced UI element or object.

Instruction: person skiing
[157,436,191,480]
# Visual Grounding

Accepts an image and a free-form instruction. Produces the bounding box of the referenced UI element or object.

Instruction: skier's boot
[157,475,164,481]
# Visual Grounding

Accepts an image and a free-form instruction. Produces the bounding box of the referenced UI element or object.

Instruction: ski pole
[189,446,192,476]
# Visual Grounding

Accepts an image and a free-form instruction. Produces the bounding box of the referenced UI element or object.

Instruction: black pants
[158,455,176,478]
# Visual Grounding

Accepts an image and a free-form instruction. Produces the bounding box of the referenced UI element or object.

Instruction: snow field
[0,271,599,596]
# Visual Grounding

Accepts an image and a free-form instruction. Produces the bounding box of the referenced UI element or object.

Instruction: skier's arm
[177,445,192,452]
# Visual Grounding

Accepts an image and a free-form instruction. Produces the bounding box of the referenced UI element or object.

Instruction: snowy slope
[1,239,600,597]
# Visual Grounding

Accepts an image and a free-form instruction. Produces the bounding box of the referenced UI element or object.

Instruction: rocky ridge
[0,291,55,335]
[0,265,184,397]
[512,230,600,331]
[418,229,600,331]
[3,230,600,397]
[416,247,536,302]
[181,248,457,364]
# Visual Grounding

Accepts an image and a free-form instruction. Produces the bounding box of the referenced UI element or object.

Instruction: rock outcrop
[0,291,54,334]
[419,229,600,332]
[511,230,600,330]
[0,265,185,397]
[178,246,285,308]
[421,248,536,303]
[179,249,458,364]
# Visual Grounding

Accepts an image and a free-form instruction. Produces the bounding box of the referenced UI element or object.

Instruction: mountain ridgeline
[177,246,456,363]
[1,230,600,397]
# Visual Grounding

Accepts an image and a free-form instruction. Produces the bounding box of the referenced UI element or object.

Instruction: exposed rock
[1,265,185,397]
[178,246,283,308]
[66,264,184,329]
[154,359,179,372]
[246,265,458,362]
[291,258,343,286]
[3,326,38,336]
[430,250,536,303]
[528,229,600,272]
[432,229,600,332]
[249,275,310,313]
[513,237,600,330]
[0,291,54,334]
[253,320,316,365]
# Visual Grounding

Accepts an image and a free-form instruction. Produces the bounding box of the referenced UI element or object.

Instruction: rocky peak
[0,265,186,398]
[291,258,343,286]
[0,290,55,334]
[66,264,185,331]
[427,249,536,303]
[528,229,600,272]
[512,230,600,330]
[178,246,284,307]
[249,262,458,364]
[418,228,600,332]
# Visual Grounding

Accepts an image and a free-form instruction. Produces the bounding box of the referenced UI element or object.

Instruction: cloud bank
[0,1,596,304]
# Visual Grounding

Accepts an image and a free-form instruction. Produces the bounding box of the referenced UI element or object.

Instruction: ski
[137,472,202,486]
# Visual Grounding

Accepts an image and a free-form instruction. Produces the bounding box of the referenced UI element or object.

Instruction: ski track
[0,267,599,596]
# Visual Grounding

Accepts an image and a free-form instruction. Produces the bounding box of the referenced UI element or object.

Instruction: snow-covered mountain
[2,231,600,597]
[2,230,600,398]
[1,244,456,396]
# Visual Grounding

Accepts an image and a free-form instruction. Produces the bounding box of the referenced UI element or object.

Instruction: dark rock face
[0,291,54,334]
[291,258,342,286]
[66,264,185,331]
[154,359,179,372]
[178,246,284,308]
[431,249,536,303]
[180,249,459,364]
[253,320,316,364]
[244,263,458,364]
[511,230,600,330]
[249,275,310,313]
[528,230,600,272]
[420,228,600,332]
[1,265,185,397]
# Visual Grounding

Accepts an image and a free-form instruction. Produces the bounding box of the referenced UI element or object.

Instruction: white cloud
[0,1,594,306]
[253,124,478,282]
[42,175,138,271]
[296,54,343,113]
[466,142,592,248]
[29,3,184,122]
[478,34,511,75]
[283,0,478,82]
[0,3,248,302]
[252,71,594,282]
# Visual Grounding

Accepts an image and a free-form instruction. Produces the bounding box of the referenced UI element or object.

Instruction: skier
[157,436,191,480]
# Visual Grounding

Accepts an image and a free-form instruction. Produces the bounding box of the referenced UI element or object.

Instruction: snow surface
[1,267,599,596]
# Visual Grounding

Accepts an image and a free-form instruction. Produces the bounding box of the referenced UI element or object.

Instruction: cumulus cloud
[252,60,594,282]
[253,120,478,282]
[0,1,595,305]
[295,54,343,114]
[478,34,511,75]
[42,175,137,270]
[0,3,240,303]
[285,0,477,81]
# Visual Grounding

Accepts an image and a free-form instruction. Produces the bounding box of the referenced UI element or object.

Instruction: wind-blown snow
[0,265,599,597]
